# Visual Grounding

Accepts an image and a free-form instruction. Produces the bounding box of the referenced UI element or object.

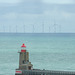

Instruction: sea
[0,33,75,75]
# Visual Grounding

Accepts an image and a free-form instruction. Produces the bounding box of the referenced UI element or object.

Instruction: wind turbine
[53,23,57,33]
[16,25,17,33]
[59,24,61,33]
[49,26,50,33]
[9,25,11,33]
[33,25,34,33]
[42,23,44,33]
[3,25,5,33]
[24,25,25,33]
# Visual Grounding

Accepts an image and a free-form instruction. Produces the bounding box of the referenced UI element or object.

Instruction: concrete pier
[15,43,75,75]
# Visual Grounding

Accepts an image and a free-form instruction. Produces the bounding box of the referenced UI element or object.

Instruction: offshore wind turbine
[42,23,44,33]
[53,18,58,33]
[9,25,11,33]
[3,25,5,33]
[53,23,57,33]
[33,25,34,33]
[16,25,17,33]
[59,24,61,33]
[53,17,58,33]
[23,25,25,33]
[49,26,50,33]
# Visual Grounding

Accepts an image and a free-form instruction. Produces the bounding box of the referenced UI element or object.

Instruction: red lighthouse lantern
[21,43,26,52]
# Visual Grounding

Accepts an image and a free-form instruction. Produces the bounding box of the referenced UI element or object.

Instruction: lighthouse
[18,43,33,70]
[15,44,75,75]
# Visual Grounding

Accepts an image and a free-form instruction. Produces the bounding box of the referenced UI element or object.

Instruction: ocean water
[0,33,75,75]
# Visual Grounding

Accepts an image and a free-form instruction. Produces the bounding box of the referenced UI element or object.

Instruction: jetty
[15,43,75,75]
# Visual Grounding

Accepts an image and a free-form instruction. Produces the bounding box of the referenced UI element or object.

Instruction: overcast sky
[0,0,75,33]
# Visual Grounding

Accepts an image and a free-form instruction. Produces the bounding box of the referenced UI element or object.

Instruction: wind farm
[1,23,61,33]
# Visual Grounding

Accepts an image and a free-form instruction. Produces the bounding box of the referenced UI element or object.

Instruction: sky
[0,0,75,33]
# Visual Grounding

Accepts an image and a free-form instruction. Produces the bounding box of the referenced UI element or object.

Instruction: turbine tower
[59,24,61,33]
[33,25,34,33]
[16,25,17,33]
[53,17,57,33]
[53,18,57,33]
[42,24,44,33]
[53,23,57,33]
[3,25,5,33]
[24,25,25,33]
[9,25,11,33]
[49,26,50,33]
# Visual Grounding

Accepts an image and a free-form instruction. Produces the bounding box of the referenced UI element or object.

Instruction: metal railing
[21,70,75,75]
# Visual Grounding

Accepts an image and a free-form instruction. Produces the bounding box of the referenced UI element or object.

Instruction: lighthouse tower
[18,43,33,70]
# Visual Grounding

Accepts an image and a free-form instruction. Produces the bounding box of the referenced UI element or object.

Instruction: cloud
[42,3,75,14]
[43,0,74,4]
[0,0,75,32]
[2,12,17,19]
[0,0,22,4]
[0,0,43,14]
[0,0,75,15]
